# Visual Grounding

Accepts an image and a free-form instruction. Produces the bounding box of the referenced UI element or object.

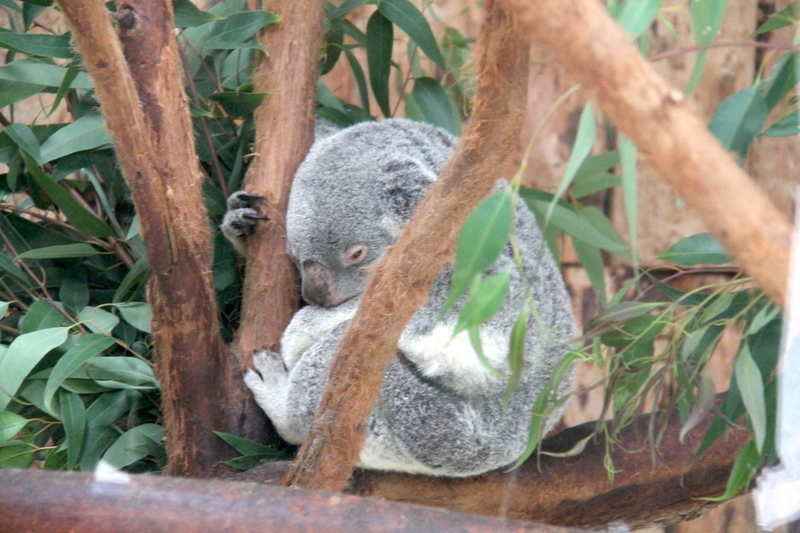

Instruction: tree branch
[234,0,326,360]
[59,0,235,476]
[242,403,751,530]
[501,0,792,308]
[0,470,573,533]
[281,0,530,491]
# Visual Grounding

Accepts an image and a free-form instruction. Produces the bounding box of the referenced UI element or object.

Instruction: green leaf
[39,114,112,164]
[366,10,393,118]
[0,59,93,89]
[0,32,72,59]
[344,49,371,113]
[754,3,798,35]
[43,334,116,413]
[0,79,46,108]
[17,243,103,260]
[330,0,369,20]
[0,249,33,286]
[616,0,661,39]
[409,77,459,136]
[378,0,445,71]
[763,112,799,137]
[60,270,90,315]
[0,412,29,442]
[21,152,114,238]
[78,306,120,336]
[571,173,620,199]
[208,91,267,118]
[572,238,607,307]
[760,52,798,110]
[58,389,85,469]
[0,326,70,411]
[214,431,278,456]
[452,271,511,338]
[734,344,766,454]
[679,370,716,443]
[20,301,71,333]
[113,257,151,303]
[505,309,528,398]
[173,0,219,27]
[702,439,759,501]
[618,133,638,269]
[658,233,732,265]
[114,302,153,333]
[85,390,129,429]
[4,123,42,165]
[86,357,156,388]
[444,188,513,313]
[100,423,164,470]
[202,11,279,49]
[547,102,596,223]
[708,83,768,162]
[686,0,727,94]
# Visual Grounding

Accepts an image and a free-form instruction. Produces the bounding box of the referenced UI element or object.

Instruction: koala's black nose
[301,261,343,308]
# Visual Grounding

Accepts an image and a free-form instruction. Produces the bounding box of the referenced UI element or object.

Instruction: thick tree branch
[0,470,576,533]
[281,0,530,490]
[502,0,792,308]
[59,0,235,476]
[243,403,751,530]
[234,0,326,360]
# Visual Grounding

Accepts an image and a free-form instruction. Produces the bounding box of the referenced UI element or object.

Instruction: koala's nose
[301,261,343,308]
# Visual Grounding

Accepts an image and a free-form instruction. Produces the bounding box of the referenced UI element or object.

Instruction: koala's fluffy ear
[380,159,438,234]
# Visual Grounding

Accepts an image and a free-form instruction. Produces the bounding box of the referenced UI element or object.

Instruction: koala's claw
[242,212,269,221]
[226,191,264,210]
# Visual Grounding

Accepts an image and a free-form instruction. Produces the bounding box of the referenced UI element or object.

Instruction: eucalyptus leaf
[58,389,86,469]
[734,344,766,454]
[0,32,72,59]
[114,302,153,333]
[39,114,112,164]
[215,431,279,456]
[708,84,768,162]
[658,233,732,265]
[0,59,92,89]
[616,0,660,39]
[78,306,120,336]
[43,334,116,413]
[100,423,164,470]
[0,326,70,411]
[366,10,393,118]
[452,271,511,338]
[378,0,446,70]
[0,411,29,442]
[18,243,103,260]
[410,77,460,135]
[444,188,513,313]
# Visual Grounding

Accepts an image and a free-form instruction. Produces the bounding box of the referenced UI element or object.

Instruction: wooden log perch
[240,403,751,530]
[0,470,577,533]
[58,0,235,476]
[281,0,530,491]
[501,0,793,308]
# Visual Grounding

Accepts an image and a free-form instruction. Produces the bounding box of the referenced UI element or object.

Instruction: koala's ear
[380,159,437,225]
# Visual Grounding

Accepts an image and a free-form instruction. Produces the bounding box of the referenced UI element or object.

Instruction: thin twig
[649,41,800,62]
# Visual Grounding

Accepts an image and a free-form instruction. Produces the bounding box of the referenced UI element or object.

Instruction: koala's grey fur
[221,119,576,477]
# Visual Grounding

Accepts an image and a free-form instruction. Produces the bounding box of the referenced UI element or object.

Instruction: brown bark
[233,0,326,359]
[501,0,792,308]
[281,0,530,491]
[242,405,751,530]
[0,470,576,533]
[58,0,235,476]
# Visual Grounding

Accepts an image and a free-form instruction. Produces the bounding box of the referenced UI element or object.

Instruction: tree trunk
[281,0,530,491]
[57,0,236,477]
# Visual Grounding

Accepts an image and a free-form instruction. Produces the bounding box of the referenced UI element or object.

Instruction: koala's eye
[343,244,368,266]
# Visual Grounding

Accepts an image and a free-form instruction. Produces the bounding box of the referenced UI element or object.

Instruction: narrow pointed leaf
[43,334,116,413]
[378,0,445,70]
[39,114,112,163]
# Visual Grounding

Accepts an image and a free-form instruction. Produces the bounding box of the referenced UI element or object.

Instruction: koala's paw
[245,350,287,390]
[220,192,269,249]
[245,351,289,422]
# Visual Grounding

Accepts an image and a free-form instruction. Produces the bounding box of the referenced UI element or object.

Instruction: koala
[221,119,576,477]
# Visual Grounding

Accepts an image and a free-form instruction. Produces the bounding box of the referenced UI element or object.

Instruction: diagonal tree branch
[281,0,530,491]
[501,0,792,308]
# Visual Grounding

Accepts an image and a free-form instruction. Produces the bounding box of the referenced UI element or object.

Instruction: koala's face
[286,120,454,308]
